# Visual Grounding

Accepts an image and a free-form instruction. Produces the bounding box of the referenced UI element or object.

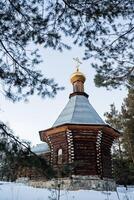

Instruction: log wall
[40,125,118,178]
[72,131,98,175]
[101,132,113,178]
[47,131,68,166]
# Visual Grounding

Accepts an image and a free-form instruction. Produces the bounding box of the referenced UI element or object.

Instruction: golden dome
[70,69,86,84]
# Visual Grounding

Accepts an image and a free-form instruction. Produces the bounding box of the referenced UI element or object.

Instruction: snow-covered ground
[0,181,134,200]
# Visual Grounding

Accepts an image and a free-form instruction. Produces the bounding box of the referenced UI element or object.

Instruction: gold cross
[73,57,82,71]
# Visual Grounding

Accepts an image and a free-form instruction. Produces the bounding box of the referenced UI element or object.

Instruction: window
[57,148,63,164]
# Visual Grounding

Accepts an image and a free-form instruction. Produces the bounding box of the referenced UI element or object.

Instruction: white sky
[0,45,127,145]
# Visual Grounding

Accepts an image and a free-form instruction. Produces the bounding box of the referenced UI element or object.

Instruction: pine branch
[0,39,49,87]
[109,26,134,47]
[62,0,81,13]
[0,39,29,73]
[7,0,33,29]
[0,122,53,178]
[0,122,37,158]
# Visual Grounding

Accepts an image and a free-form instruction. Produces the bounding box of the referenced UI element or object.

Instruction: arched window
[57,148,63,164]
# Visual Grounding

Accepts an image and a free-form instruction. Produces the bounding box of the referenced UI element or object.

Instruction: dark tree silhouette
[0,122,55,181]
[0,0,134,181]
[0,0,134,102]
[104,83,134,185]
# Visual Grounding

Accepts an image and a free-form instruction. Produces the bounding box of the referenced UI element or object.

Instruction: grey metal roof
[31,143,50,155]
[53,95,105,127]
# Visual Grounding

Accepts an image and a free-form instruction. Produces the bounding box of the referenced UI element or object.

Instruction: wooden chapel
[39,67,120,179]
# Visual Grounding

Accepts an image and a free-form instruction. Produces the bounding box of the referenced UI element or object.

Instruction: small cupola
[70,68,86,93]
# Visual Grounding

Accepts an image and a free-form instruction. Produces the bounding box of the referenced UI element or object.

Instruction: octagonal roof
[53,94,105,127]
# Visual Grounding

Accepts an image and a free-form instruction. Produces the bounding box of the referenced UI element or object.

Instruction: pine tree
[0,123,55,181]
[121,87,134,163]
[0,0,134,100]
[1,0,134,183]
[104,104,123,159]
[104,85,134,185]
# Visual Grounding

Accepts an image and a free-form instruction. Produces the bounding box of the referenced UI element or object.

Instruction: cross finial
[73,57,82,71]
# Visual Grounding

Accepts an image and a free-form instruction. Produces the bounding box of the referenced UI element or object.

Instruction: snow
[0,181,134,200]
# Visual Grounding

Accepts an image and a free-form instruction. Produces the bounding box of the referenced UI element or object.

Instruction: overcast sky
[1,45,127,145]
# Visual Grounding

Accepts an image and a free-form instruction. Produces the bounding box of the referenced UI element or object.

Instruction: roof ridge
[70,95,77,123]
[87,100,105,123]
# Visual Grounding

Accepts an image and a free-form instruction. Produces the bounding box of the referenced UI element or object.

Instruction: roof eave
[39,123,120,140]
